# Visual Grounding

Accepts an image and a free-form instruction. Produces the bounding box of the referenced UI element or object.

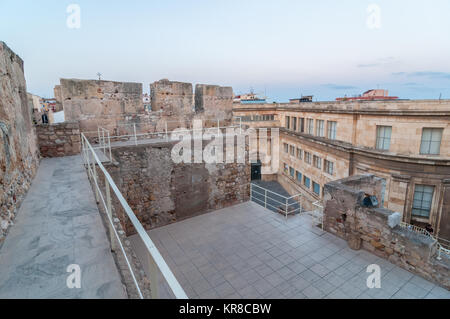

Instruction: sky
[1,0,450,102]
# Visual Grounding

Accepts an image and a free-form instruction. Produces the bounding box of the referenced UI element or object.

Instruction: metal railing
[80,132,188,299]
[98,127,112,162]
[250,183,302,219]
[310,201,324,230]
[399,222,450,260]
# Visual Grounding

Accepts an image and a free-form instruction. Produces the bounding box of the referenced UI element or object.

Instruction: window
[296,148,303,160]
[316,120,324,137]
[304,176,311,188]
[376,126,392,150]
[327,121,337,140]
[289,167,295,178]
[284,143,289,153]
[283,163,288,173]
[313,182,321,195]
[324,160,334,175]
[420,128,443,155]
[292,117,297,131]
[307,119,314,135]
[412,185,435,218]
[299,118,305,133]
[305,152,311,164]
[296,171,302,182]
[313,155,322,169]
[290,145,295,156]
[286,116,290,129]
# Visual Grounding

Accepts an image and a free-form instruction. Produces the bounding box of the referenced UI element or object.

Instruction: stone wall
[0,42,39,243]
[195,84,233,124]
[60,78,145,133]
[323,174,450,289]
[106,139,250,235]
[36,122,81,157]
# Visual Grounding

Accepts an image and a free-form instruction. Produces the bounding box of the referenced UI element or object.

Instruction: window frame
[316,120,324,137]
[376,125,392,151]
[411,184,435,219]
[313,181,321,196]
[420,128,443,155]
[327,121,337,140]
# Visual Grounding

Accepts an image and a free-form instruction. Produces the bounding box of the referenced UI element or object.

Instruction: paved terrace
[133,202,450,299]
[0,156,126,299]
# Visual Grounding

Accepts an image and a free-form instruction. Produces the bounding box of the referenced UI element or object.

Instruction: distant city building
[290,95,314,103]
[143,93,151,111]
[234,92,267,104]
[336,89,398,101]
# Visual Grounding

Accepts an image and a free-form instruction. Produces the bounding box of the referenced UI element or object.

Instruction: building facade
[233,99,450,243]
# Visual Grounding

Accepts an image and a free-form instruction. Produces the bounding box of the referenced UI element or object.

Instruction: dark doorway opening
[251,160,262,181]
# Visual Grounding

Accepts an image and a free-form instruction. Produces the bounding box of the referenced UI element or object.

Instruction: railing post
[264,190,267,208]
[102,129,106,154]
[148,254,160,299]
[92,159,99,204]
[165,122,168,141]
[217,119,220,135]
[285,198,288,220]
[105,177,116,252]
[250,183,253,202]
[134,124,137,146]
[108,131,112,163]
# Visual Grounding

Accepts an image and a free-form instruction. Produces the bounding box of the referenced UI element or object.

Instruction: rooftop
[130,201,450,299]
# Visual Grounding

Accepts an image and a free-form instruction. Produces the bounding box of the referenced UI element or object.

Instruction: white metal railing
[98,127,112,162]
[311,201,324,230]
[80,132,188,299]
[399,222,450,260]
[250,183,302,219]
[90,119,242,149]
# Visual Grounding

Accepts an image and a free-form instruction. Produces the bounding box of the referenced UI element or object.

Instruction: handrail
[250,183,302,219]
[81,133,188,299]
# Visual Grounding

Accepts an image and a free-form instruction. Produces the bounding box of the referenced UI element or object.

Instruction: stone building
[233,98,450,243]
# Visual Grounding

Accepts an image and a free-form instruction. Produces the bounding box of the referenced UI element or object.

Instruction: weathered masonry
[233,100,450,243]
[323,174,450,289]
[0,42,39,243]
[104,138,251,235]
[58,78,234,137]
[36,122,81,157]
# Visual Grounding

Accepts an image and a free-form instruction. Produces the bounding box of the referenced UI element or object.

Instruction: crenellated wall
[0,42,39,243]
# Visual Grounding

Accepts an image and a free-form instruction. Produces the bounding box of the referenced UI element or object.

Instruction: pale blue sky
[1,0,449,101]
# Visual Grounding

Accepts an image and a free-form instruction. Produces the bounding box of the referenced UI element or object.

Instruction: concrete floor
[133,202,450,299]
[0,156,127,299]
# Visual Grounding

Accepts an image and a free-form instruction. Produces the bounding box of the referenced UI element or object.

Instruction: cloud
[393,71,450,79]
[357,57,398,68]
[322,84,359,90]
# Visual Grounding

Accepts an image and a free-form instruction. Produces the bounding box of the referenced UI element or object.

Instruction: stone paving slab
[132,202,450,299]
[0,156,127,299]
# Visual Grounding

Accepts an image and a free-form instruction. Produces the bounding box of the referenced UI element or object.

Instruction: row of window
[283,143,335,175]
[283,164,322,196]
[241,114,275,122]
[285,116,337,140]
[376,126,443,155]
